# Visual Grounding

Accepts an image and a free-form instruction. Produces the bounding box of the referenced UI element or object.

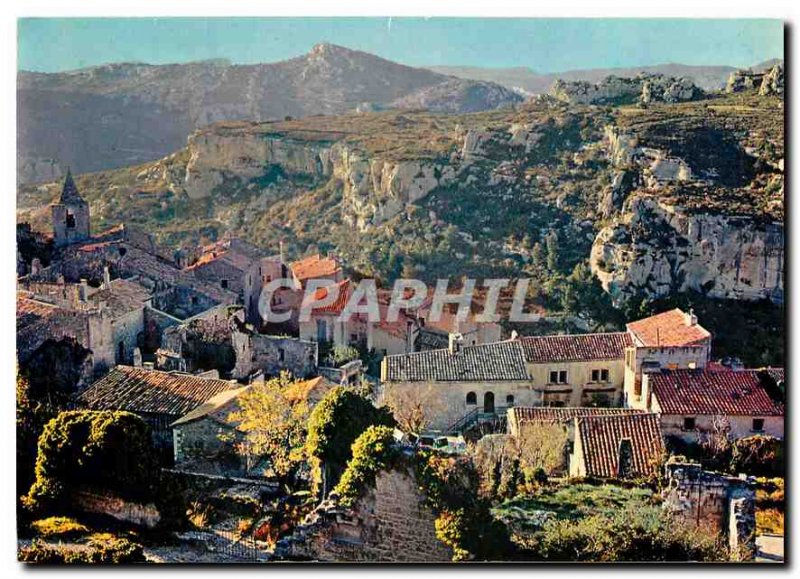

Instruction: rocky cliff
[591,195,784,304]
[551,74,703,106]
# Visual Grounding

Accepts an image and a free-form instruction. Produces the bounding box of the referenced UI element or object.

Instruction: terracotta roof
[649,368,785,416]
[575,413,665,479]
[383,340,529,382]
[627,308,710,347]
[80,366,238,417]
[290,254,341,282]
[302,278,351,315]
[509,406,646,425]
[17,295,59,324]
[170,386,251,427]
[519,332,632,363]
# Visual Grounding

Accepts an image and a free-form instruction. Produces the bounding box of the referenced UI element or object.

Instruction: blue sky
[18,18,783,73]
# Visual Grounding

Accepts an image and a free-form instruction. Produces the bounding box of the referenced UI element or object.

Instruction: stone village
[16,173,784,562]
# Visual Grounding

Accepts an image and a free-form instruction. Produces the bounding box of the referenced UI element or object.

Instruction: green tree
[545,231,560,271]
[23,410,160,515]
[305,387,395,496]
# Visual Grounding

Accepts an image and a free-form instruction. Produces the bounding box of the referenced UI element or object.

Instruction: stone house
[79,365,238,458]
[515,332,632,407]
[623,308,712,408]
[568,412,665,479]
[414,307,502,351]
[641,367,784,442]
[171,386,252,475]
[380,336,537,431]
[17,271,152,374]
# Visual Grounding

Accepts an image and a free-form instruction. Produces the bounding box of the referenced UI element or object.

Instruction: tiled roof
[87,278,151,316]
[383,340,529,382]
[290,254,341,282]
[649,369,784,416]
[170,386,251,427]
[80,366,238,417]
[576,413,665,479]
[509,406,646,425]
[519,332,632,363]
[627,308,710,347]
[302,279,351,315]
[17,295,59,325]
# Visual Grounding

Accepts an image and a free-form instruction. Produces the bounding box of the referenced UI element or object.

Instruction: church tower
[51,169,90,247]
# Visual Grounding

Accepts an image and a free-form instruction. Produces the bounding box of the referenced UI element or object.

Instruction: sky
[18,18,783,73]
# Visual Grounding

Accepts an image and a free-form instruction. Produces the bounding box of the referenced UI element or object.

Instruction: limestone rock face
[552,74,702,105]
[179,125,456,230]
[590,196,784,304]
[759,64,784,97]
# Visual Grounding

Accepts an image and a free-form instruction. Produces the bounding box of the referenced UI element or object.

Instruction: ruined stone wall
[173,419,246,476]
[662,461,755,560]
[276,468,452,562]
[231,331,317,380]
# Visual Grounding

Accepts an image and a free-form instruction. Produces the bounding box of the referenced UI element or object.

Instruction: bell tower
[51,169,90,247]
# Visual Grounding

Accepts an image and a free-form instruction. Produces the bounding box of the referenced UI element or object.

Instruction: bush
[31,516,88,540]
[18,535,145,564]
[334,426,398,508]
[23,411,161,515]
[730,435,783,476]
[306,387,395,495]
[527,506,726,561]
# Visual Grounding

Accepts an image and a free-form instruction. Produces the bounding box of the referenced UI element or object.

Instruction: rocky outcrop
[552,74,703,106]
[759,64,784,97]
[179,125,457,230]
[590,196,784,304]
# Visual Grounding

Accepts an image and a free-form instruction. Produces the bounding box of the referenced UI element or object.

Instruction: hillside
[427,59,783,95]
[18,89,783,311]
[18,43,521,182]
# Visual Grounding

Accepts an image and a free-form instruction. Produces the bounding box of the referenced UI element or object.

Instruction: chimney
[103,266,111,290]
[510,330,519,341]
[279,239,285,264]
[30,258,41,277]
[684,308,697,327]
[448,332,464,355]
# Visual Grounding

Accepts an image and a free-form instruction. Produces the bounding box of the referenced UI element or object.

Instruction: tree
[382,383,448,434]
[23,410,160,515]
[305,387,395,496]
[227,372,309,482]
[545,231,560,271]
[514,422,570,479]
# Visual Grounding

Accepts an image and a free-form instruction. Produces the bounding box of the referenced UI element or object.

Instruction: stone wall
[662,461,755,560]
[275,467,452,562]
[72,489,161,529]
[231,330,318,380]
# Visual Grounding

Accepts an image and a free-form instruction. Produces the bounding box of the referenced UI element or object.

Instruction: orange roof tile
[626,308,710,348]
[290,254,341,282]
[575,413,665,479]
[302,279,351,315]
[649,368,784,416]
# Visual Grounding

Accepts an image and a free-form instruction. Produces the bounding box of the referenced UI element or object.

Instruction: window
[683,417,696,431]
[752,418,765,432]
[506,394,515,406]
[466,392,477,405]
[550,371,558,384]
[592,369,600,382]
[221,279,229,289]
[550,370,568,384]
[278,348,285,362]
[559,370,568,384]
[601,369,609,382]
[118,247,127,257]
[66,211,76,229]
